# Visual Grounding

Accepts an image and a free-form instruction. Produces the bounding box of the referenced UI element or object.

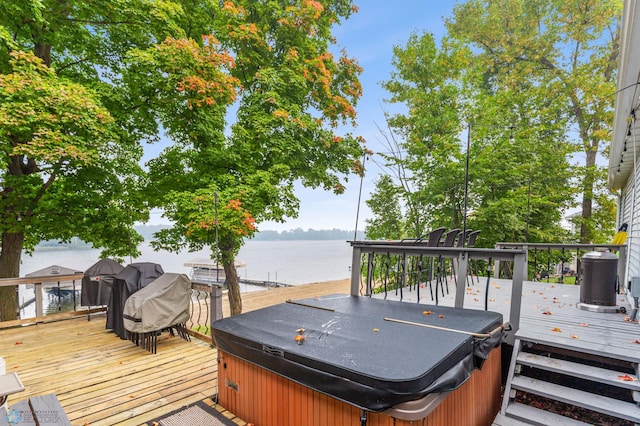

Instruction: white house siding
[621,172,640,285]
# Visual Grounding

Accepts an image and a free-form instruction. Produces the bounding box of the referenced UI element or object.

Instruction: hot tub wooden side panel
[217,347,501,426]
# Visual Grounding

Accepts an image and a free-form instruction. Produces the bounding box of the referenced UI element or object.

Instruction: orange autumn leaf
[618,374,637,382]
[422,310,433,315]
[438,314,445,319]
[570,334,579,339]
[15,341,22,345]
[551,327,562,332]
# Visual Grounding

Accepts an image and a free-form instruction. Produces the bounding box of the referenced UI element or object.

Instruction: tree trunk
[0,231,25,321]
[224,259,242,316]
[580,148,597,244]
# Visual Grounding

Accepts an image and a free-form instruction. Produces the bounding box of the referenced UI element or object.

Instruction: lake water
[18,239,354,316]
[21,239,353,284]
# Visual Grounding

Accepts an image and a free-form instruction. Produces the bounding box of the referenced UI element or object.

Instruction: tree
[370,28,575,248]
[367,31,467,240]
[365,175,404,240]
[0,0,225,320]
[145,1,365,315]
[446,0,621,243]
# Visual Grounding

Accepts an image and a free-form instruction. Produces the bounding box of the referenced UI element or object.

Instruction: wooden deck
[374,276,640,363]
[0,279,352,426]
[3,276,639,425]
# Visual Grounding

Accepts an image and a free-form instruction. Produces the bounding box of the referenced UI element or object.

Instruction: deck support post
[454,252,468,308]
[35,283,43,318]
[350,246,362,296]
[507,252,526,344]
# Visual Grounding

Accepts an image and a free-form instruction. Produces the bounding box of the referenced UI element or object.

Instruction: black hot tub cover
[212,295,505,412]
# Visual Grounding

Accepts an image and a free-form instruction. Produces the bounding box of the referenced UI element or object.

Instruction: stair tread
[503,402,591,426]
[511,376,640,422]
[493,411,534,425]
[515,329,640,363]
[517,352,640,391]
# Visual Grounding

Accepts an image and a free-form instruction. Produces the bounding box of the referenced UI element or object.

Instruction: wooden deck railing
[0,273,85,319]
[0,275,223,347]
[494,242,627,290]
[349,241,526,343]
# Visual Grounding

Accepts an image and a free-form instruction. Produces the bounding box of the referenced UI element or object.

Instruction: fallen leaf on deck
[15,341,22,345]
[542,311,552,315]
[494,285,501,289]
[489,298,496,302]
[551,327,562,332]
[580,323,589,327]
[296,328,305,334]
[618,375,637,382]
[423,310,433,315]
[474,298,479,302]
[129,394,136,398]
[570,334,579,339]
[373,328,379,332]
[438,314,445,319]
[633,340,640,344]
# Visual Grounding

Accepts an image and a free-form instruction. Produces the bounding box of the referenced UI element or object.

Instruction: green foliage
[0,51,146,257]
[367,1,619,247]
[0,0,224,319]
[365,175,405,240]
[142,0,365,315]
[446,0,621,243]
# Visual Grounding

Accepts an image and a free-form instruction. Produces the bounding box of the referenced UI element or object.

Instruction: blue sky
[145,2,459,231]
[261,1,458,231]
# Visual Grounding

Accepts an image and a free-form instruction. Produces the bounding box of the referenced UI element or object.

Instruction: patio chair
[435,229,460,304]
[415,227,446,301]
[466,230,482,285]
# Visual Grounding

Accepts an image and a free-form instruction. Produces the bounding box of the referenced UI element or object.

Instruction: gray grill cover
[123,273,191,333]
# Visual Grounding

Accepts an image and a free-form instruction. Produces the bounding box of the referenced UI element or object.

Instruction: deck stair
[496,330,640,425]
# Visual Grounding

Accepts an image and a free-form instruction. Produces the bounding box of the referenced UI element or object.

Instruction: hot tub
[212,295,505,425]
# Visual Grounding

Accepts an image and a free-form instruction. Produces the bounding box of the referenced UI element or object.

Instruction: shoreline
[222,278,351,317]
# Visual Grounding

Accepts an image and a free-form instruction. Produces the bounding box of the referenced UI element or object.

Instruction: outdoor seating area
[0,314,223,426]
